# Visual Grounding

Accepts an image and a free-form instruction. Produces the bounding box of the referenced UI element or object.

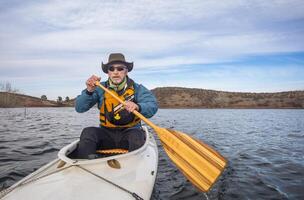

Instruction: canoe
[0,126,158,200]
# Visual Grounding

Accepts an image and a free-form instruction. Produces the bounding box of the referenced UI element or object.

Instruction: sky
[0,0,303,100]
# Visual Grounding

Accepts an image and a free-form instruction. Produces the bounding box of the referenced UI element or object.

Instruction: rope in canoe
[76,165,143,200]
[0,165,73,199]
[0,163,143,200]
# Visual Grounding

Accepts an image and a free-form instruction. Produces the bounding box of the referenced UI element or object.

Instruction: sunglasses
[108,66,127,72]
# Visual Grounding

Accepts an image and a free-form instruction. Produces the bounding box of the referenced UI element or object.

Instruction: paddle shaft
[95,82,158,130]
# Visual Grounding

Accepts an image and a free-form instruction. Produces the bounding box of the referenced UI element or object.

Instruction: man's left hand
[125,101,139,113]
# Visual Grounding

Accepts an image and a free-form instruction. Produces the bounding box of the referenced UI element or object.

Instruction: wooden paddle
[96,82,227,192]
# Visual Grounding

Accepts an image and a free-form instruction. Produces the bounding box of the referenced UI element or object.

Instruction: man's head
[102,53,133,73]
[102,53,133,85]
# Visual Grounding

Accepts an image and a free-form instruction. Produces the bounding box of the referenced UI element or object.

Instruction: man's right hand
[86,75,101,92]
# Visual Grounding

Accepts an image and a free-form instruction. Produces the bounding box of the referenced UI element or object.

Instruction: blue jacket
[75,81,158,119]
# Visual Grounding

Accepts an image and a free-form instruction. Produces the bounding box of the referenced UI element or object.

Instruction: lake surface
[0,108,303,199]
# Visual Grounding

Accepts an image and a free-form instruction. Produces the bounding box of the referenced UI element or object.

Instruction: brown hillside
[0,92,74,108]
[151,87,304,108]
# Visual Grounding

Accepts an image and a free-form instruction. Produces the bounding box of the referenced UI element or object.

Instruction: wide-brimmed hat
[101,53,133,73]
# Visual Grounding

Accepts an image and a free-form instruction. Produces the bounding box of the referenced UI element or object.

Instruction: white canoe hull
[1,127,158,200]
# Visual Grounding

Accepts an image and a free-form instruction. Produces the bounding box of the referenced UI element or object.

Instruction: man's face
[108,63,128,84]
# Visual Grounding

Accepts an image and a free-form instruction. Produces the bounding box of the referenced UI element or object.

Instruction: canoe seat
[96,148,129,155]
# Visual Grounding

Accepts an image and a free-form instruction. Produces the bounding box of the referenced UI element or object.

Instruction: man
[74,53,158,159]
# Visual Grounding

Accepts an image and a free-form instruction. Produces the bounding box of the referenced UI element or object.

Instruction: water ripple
[0,108,304,199]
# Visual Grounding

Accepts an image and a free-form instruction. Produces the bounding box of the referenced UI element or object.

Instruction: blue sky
[0,0,303,100]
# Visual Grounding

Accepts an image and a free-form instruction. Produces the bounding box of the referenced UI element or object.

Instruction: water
[0,108,304,199]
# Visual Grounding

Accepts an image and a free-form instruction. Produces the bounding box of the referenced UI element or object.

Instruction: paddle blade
[156,128,227,192]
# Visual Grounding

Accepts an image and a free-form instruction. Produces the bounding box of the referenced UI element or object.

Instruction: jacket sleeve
[75,89,100,113]
[135,84,158,118]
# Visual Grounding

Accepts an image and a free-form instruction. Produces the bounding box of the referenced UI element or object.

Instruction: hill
[1,88,303,108]
[0,92,74,108]
[151,87,304,108]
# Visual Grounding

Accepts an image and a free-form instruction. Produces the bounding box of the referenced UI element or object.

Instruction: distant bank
[152,87,304,109]
[1,87,304,108]
[0,92,73,108]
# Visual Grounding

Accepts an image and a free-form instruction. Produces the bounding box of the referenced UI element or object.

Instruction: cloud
[2,28,302,70]
[1,1,304,57]
[0,0,303,99]
[17,0,304,30]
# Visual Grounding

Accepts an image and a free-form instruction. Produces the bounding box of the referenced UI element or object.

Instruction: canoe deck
[1,127,158,200]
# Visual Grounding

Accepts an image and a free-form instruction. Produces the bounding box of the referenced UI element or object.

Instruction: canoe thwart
[96,148,129,155]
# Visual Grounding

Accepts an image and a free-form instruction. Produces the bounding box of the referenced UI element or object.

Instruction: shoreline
[1,88,304,109]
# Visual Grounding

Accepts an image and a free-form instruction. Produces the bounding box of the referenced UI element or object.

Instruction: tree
[0,81,18,93]
[0,82,6,91]
[5,82,12,92]
[57,96,62,103]
[41,95,47,100]
[65,96,70,102]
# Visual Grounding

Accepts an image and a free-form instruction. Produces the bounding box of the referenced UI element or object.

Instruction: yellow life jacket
[100,79,141,128]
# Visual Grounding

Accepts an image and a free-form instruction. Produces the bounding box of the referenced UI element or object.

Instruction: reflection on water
[0,108,304,199]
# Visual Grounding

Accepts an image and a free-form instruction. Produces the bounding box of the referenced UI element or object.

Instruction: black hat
[101,53,133,73]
